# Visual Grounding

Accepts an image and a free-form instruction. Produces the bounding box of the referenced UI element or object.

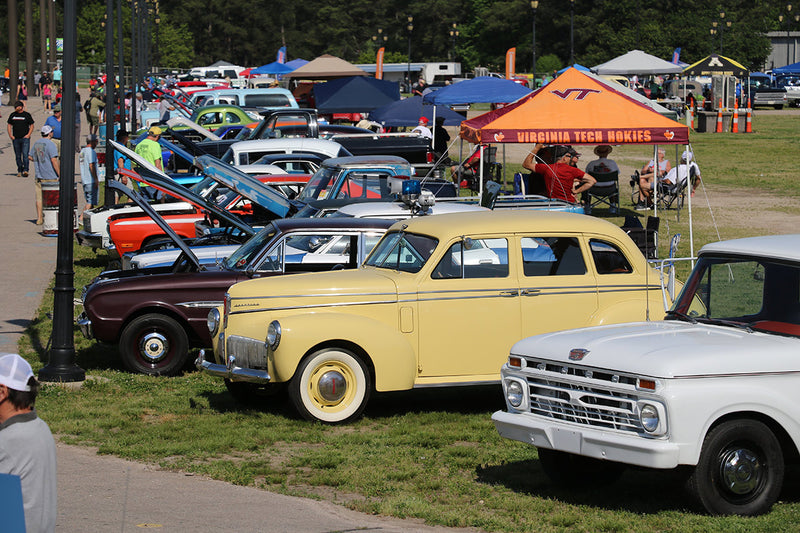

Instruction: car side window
[225,112,240,124]
[432,238,509,279]
[521,236,586,276]
[590,239,633,274]
[254,241,283,273]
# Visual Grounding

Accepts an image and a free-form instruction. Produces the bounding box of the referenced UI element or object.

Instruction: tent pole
[687,143,694,267]
[431,106,437,165]
[652,145,658,219]
[478,144,485,198]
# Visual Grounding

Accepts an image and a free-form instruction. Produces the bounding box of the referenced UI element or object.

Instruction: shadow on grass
[476,459,800,515]
[199,382,504,421]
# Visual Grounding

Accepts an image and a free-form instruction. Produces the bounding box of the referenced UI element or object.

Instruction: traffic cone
[715,99,723,133]
[731,98,739,133]
[689,106,695,130]
[745,99,753,133]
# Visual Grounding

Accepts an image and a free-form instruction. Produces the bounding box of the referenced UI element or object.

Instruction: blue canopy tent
[774,61,800,75]
[284,58,309,70]
[313,76,400,114]
[557,63,591,75]
[422,76,532,106]
[369,95,466,127]
[423,77,532,189]
[251,61,295,75]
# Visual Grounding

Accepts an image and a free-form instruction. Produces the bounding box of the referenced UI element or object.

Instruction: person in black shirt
[6,101,35,177]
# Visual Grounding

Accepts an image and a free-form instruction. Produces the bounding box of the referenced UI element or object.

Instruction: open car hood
[195,154,295,218]
[157,137,201,166]
[166,116,221,141]
[108,180,203,271]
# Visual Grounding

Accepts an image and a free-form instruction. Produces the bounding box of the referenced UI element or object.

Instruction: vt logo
[551,88,601,100]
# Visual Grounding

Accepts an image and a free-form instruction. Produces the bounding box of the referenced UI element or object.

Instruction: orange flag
[505,48,516,79]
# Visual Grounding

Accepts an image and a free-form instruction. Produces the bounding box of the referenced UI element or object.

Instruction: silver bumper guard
[195,350,271,384]
[77,312,93,339]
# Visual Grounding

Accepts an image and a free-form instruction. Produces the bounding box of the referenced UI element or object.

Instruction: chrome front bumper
[77,312,93,339]
[195,349,271,384]
[76,230,102,249]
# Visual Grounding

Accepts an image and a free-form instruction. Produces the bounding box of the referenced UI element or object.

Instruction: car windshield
[364,230,438,273]
[296,166,341,201]
[223,224,279,270]
[668,256,800,337]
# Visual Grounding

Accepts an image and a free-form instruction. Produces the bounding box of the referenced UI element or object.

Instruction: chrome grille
[522,358,642,433]
[226,335,268,370]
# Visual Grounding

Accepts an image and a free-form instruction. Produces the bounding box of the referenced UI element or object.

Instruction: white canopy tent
[592,50,684,76]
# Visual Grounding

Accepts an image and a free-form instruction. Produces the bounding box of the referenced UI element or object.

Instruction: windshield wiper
[696,317,754,332]
[664,310,698,324]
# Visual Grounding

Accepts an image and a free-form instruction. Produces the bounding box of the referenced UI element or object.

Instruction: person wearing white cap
[29,125,60,225]
[0,354,57,533]
[661,149,701,195]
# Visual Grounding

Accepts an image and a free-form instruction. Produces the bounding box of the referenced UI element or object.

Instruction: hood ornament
[569,348,589,361]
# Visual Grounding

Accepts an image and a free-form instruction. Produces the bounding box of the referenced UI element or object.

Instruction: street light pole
[449,23,459,62]
[719,11,731,54]
[39,0,85,384]
[787,4,794,66]
[710,28,717,55]
[531,1,538,88]
[407,15,413,93]
[569,0,575,65]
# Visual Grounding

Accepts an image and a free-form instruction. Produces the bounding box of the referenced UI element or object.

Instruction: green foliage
[536,54,562,77]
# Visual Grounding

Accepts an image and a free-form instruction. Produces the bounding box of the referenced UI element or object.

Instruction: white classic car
[493,234,800,517]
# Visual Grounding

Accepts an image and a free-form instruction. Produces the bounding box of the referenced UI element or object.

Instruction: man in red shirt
[522,144,595,203]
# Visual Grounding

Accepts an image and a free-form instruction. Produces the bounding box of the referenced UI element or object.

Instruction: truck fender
[270,313,417,392]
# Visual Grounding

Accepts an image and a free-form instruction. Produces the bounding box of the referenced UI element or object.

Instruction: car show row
[74,88,800,517]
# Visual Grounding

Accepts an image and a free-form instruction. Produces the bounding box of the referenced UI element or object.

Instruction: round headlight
[640,404,660,433]
[506,380,524,408]
[207,308,220,336]
[266,320,281,351]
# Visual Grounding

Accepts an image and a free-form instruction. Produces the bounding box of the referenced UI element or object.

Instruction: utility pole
[25,0,34,96]
[8,0,19,100]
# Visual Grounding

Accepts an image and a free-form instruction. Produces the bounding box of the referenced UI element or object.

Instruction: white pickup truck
[493,234,800,516]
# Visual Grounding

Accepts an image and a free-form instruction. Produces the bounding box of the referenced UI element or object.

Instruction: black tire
[686,419,784,516]
[119,313,190,376]
[225,379,286,406]
[288,347,371,424]
[538,448,625,488]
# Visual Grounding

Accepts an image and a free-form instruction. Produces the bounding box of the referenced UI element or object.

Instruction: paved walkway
[1,94,480,533]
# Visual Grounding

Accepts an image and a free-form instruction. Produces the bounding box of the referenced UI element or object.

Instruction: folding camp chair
[463,146,502,193]
[622,215,660,259]
[581,170,620,214]
[657,166,694,211]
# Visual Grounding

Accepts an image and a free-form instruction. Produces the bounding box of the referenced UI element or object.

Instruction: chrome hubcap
[140,332,169,363]
[317,370,347,402]
[720,447,762,495]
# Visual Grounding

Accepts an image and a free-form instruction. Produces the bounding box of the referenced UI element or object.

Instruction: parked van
[191,88,298,110]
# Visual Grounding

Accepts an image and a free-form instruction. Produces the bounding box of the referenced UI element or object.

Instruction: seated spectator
[450,144,485,185]
[585,145,619,176]
[661,150,701,195]
[522,144,596,203]
[637,148,670,209]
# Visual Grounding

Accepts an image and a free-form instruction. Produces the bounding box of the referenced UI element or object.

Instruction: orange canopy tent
[460,67,689,146]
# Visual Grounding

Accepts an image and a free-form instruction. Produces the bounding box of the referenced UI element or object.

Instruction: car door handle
[499,290,519,297]
[520,289,541,296]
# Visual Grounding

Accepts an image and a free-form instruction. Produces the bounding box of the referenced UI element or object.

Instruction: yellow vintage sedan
[199,211,671,423]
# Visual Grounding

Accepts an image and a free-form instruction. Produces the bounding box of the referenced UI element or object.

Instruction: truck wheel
[289,348,371,424]
[686,419,783,516]
[537,448,625,488]
[225,379,286,406]
[119,314,189,376]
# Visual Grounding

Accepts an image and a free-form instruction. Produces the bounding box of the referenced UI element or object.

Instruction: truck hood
[227,268,399,312]
[510,320,800,378]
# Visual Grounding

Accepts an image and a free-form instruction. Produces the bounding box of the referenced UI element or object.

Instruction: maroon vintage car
[77,182,392,376]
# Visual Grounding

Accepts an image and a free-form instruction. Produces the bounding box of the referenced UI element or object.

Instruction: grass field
[19,113,800,532]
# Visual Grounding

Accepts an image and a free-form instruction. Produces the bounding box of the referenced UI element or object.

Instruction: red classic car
[107,171,310,256]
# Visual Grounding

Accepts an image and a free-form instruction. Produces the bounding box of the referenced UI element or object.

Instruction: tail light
[427,151,434,163]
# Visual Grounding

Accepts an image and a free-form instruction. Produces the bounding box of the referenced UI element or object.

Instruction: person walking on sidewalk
[79,135,100,211]
[6,101,35,177]
[44,105,63,154]
[29,125,60,225]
